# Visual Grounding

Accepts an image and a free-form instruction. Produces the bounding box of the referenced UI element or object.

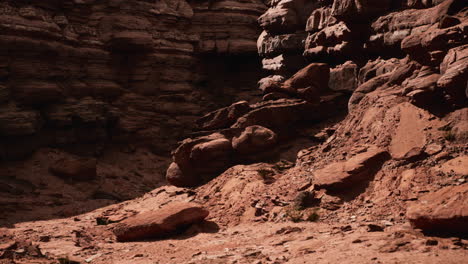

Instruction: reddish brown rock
[258,75,285,93]
[407,185,468,236]
[166,162,196,188]
[434,156,468,176]
[329,61,358,92]
[258,6,300,33]
[306,7,335,33]
[349,73,391,111]
[168,133,233,187]
[113,202,209,242]
[231,99,314,129]
[282,63,330,92]
[196,101,251,131]
[257,31,307,57]
[313,147,390,191]
[232,125,277,154]
[389,103,428,160]
[49,156,97,181]
[437,44,468,106]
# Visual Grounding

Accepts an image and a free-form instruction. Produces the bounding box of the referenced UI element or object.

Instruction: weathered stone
[166,162,197,188]
[407,185,468,236]
[437,45,468,106]
[113,202,209,242]
[257,31,307,57]
[258,7,300,33]
[196,101,251,131]
[232,99,314,129]
[435,156,468,176]
[232,125,277,154]
[388,103,430,160]
[168,133,233,187]
[306,7,335,33]
[283,63,330,92]
[262,54,306,73]
[329,61,358,92]
[258,75,285,93]
[314,147,390,191]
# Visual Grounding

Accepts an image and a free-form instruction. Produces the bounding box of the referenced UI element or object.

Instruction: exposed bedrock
[0,0,267,160]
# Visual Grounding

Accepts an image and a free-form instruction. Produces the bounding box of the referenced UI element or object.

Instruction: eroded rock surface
[407,185,468,236]
[113,202,209,242]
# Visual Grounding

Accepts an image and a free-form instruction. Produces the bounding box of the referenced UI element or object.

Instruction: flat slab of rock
[407,185,468,236]
[389,103,428,160]
[314,147,390,191]
[113,202,209,242]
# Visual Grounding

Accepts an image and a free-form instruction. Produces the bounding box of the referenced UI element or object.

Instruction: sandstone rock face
[191,0,266,54]
[0,0,266,160]
[313,147,390,191]
[407,185,468,236]
[113,202,209,242]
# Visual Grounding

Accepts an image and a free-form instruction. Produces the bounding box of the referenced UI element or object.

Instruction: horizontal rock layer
[0,0,266,159]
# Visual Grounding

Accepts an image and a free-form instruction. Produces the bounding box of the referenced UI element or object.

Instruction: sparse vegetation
[306,209,320,222]
[285,206,304,222]
[444,131,456,142]
[257,169,276,184]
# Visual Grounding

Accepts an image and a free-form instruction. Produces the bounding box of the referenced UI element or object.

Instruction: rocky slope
[0,0,467,263]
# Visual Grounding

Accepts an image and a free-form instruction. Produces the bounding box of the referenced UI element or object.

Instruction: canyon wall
[0,0,266,160]
[165,0,467,187]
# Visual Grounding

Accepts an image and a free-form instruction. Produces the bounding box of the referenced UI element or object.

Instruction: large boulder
[232,125,277,154]
[231,99,316,129]
[283,63,330,92]
[113,202,209,242]
[167,133,233,187]
[407,185,468,237]
[313,147,390,191]
[196,101,251,131]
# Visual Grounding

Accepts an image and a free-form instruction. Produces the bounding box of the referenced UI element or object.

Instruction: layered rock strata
[0,0,266,160]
